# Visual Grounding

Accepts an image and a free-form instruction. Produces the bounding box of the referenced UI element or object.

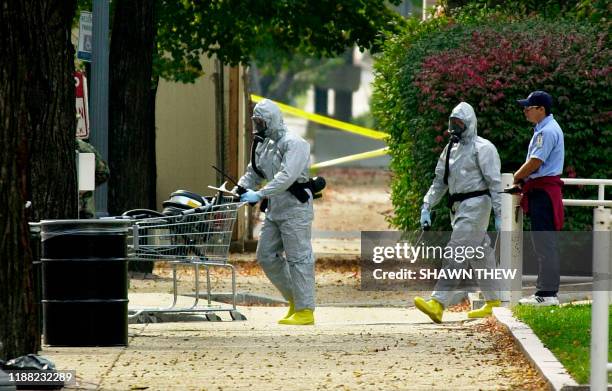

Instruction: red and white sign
[75,71,89,139]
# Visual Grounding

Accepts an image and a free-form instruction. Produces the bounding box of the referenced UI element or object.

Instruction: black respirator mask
[252,117,268,140]
[449,120,465,143]
[250,116,267,179]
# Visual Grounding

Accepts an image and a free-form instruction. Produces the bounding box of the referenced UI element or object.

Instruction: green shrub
[372,17,611,231]
[449,0,611,26]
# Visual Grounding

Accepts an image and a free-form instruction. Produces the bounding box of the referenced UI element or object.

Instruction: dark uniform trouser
[528,189,560,295]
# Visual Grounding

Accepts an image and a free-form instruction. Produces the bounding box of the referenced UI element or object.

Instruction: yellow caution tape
[250,94,388,141]
[311,147,390,170]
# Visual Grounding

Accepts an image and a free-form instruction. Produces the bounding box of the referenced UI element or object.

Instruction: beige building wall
[155,60,219,209]
[155,60,250,244]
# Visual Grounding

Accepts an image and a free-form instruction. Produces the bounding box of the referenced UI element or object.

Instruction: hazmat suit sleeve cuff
[258,188,269,197]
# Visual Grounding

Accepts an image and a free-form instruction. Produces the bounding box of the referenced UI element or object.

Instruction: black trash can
[40,220,130,346]
[29,223,42,335]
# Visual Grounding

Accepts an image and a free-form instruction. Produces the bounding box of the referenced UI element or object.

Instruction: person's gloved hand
[420,208,431,229]
[495,216,502,231]
[240,189,262,203]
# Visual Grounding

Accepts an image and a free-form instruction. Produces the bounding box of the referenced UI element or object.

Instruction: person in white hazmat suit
[238,99,316,325]
[414,102,503,323]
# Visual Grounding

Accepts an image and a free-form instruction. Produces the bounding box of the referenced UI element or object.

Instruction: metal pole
[590,206,611,391]
[75,150,80,218]
[500,173,523,305]
[90,0,109,216]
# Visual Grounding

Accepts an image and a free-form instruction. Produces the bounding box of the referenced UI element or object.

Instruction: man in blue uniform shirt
[514,90,565,306]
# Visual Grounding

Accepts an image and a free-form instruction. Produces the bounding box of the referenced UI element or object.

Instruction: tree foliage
[249,54,345,104]
[155,0,406,82]
[75,0,406,224]
[372,16,611,231]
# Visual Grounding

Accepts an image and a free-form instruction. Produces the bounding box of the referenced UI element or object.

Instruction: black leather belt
[447,189,490,212]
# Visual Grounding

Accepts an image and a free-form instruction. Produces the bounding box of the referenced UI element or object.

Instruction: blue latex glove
[240,189,262,203]
[495,216,502,232]
[420,208,431,229]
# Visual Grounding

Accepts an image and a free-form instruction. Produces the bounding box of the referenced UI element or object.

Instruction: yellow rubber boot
[414,296,444,324]
[278,309,314,325]
[281,300,295,320]
[467,300,501,318]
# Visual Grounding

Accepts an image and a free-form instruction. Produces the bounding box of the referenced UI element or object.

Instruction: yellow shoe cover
[414,296,443,324]
[278,309,314,325]
[467,300,501,318]
[281,300,295,320]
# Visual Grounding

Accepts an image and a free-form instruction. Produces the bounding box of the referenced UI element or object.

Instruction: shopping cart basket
[126,197,246,321]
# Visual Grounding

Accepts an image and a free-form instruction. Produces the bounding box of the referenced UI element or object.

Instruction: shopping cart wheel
[205,312,222,322]
[230,310,247,321]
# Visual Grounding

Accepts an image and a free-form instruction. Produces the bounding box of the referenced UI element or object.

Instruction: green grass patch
[513,304,612,385]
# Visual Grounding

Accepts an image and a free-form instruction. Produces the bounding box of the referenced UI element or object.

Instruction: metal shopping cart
[126,196,247,321]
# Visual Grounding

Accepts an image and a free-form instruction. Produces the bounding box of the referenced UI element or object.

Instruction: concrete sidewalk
[312,236,360,258]
[42,304,546,391]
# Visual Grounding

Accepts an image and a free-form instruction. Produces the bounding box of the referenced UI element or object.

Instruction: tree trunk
[28,2,78,223]
[0,0,76,360]
[108,0,156,216]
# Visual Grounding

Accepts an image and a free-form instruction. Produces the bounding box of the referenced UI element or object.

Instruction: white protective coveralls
[238,99,315,311]
[422,102,502,306]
